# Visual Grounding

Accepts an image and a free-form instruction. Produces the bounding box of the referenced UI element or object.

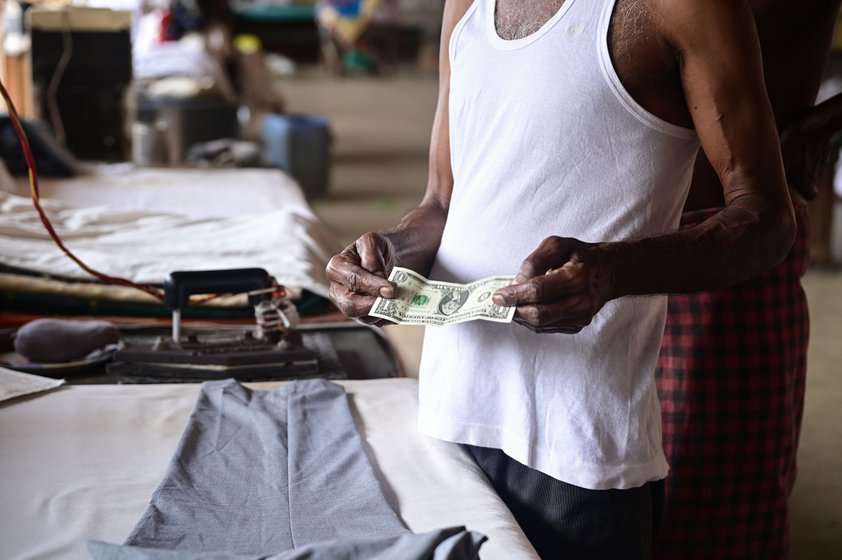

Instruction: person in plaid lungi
[656,205,810,559]
[655,1,842,557]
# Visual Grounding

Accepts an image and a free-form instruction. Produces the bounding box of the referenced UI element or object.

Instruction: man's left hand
[492,236,612,334]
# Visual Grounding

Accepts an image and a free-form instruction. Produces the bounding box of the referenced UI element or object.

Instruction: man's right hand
[325,232,397,324]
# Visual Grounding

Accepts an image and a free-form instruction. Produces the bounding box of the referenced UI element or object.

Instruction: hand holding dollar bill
[369,267,517,326]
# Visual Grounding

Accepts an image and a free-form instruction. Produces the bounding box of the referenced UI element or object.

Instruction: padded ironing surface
[0,378,539,559]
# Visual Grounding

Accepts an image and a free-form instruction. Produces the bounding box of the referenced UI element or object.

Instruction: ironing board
[0,378,540,559]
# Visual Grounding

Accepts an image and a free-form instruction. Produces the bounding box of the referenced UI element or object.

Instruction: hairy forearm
[599,194,796,298]
[381,196,448,276]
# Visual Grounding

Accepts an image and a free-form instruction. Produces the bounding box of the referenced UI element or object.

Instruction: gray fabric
[123,379,410,554]
[90,527,486,560]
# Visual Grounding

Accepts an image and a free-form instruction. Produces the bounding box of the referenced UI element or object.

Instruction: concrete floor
[281,69,842,558]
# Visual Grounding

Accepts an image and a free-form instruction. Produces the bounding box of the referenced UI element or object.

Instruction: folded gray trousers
[89,379,485,560]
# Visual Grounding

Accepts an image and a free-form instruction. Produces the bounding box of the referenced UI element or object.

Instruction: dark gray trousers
[465,444,664,560]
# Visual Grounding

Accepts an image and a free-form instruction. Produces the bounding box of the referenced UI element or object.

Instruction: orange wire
[0,78,164,300]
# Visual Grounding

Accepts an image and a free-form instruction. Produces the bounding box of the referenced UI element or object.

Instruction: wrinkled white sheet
[0,165,342,298]
[0,379,539,560]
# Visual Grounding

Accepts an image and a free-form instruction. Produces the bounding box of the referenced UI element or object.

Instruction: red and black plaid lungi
[654,204,810,560]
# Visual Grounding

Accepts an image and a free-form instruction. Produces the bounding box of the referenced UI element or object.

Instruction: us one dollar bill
[369,267,516,326]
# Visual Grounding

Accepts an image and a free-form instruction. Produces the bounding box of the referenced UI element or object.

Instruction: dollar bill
[369,267,516,326]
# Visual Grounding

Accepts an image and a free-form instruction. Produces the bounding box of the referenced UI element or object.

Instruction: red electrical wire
[0,78,165,300]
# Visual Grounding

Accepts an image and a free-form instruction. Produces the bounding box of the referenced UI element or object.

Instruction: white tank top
[417,0,700,490]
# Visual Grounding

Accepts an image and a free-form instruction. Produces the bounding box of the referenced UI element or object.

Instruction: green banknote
[369,267,516,326]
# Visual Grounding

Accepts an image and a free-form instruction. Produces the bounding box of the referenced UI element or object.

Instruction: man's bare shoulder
[440,0,475,59]
[608,0,743,57]
[444,0,474,25]
[644,0,755,48]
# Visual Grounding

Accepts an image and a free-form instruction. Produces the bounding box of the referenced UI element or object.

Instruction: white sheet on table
[0,366,64,402]
[6,164,317,220]
[0,379,539,560]
[0,166,340,296]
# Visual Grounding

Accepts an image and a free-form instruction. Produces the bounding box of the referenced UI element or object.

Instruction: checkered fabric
[654,204,810,560]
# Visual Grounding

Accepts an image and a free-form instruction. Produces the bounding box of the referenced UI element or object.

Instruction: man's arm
[494,0,796,332]
[605,0,796,293]
[379,0,469,274]
[325,0,472,320]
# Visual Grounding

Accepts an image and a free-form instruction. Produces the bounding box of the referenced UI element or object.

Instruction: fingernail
[492,294,505,305]
[515,274,527,283]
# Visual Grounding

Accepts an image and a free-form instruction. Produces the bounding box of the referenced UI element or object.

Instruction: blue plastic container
[262,114,331,198]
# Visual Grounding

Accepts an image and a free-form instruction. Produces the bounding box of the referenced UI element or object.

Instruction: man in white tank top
[327,0,796,558]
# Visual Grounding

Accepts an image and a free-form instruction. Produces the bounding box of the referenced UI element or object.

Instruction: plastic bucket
[262,113,331,198]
